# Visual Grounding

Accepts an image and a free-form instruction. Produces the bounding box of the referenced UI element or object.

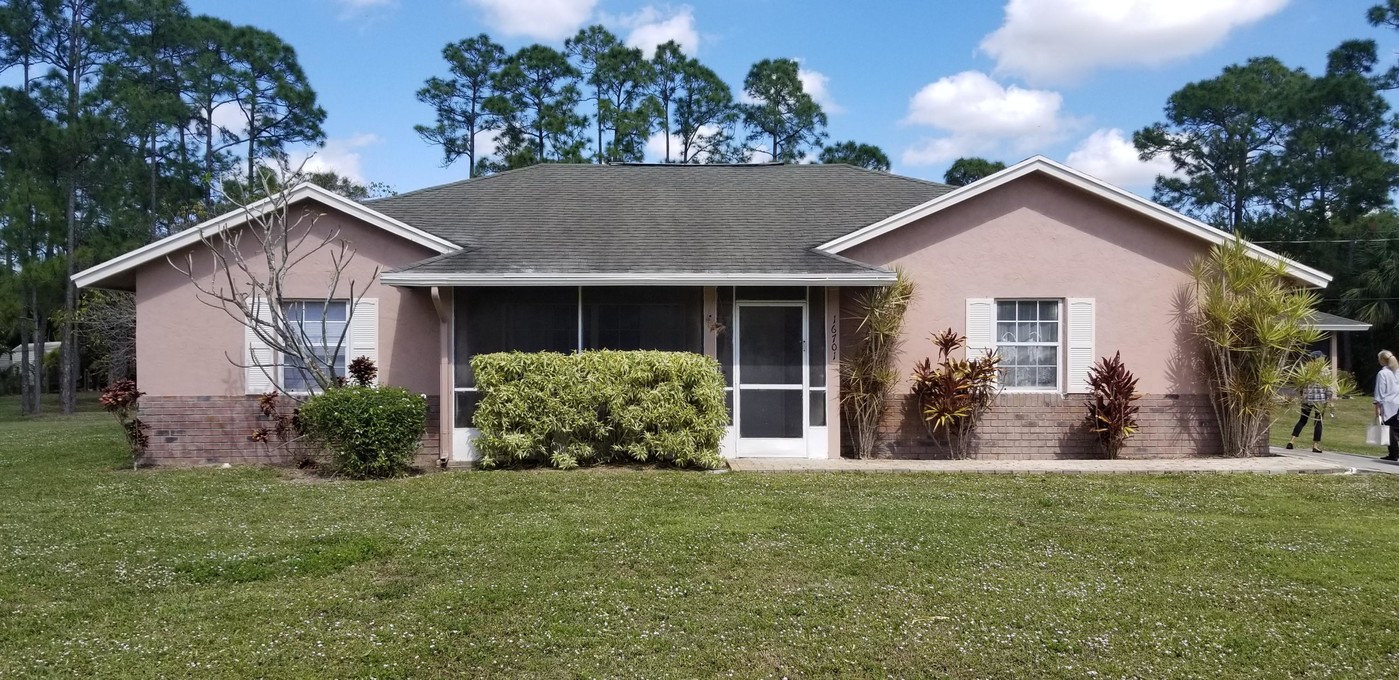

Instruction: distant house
[74,156,1356,465]
[0,342,61,374]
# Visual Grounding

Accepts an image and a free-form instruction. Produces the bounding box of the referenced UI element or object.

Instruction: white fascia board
[1308,324,1372,332]
[817,155,1333,289]
[72,183,458,289]
[380,271,897,287]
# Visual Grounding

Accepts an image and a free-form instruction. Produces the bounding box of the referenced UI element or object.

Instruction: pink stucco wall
[134,200,442,397]
[842,172,1207,395]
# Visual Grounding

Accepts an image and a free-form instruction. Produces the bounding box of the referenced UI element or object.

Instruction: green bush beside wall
[471,350,728,469]
[298,386,427,478]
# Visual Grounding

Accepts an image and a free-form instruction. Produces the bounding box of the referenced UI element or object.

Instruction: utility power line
[1251,237,1399,244]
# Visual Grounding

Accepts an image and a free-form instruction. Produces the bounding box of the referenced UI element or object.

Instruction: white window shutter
[965,298,995,360]
[1066,298,1096,394]
[349,297,379,384]
[246,297,275,395]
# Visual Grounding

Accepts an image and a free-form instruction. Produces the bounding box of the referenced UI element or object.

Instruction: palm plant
[839,270,914,459]
[1341,212,1399,327]
[1190,239,1321,456]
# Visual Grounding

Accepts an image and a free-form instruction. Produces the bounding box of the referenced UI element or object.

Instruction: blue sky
[186,0,1393,195]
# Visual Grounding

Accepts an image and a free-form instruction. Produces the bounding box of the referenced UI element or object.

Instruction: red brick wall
[139,395,442,469]
[855,392,1226,459]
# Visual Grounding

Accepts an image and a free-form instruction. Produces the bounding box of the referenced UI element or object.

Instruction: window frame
[280,299,351,395]
[993,298,1062,393]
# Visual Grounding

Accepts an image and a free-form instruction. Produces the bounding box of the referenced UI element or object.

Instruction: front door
[735,302,807,456]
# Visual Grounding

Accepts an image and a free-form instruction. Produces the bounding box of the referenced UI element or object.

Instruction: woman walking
[1374,349,1399,462]
[1287,351,1333,453]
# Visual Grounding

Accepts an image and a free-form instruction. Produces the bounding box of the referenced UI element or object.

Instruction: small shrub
[298,386,427,478]
[472,350,727,469]
[1085,352,1141,459]
[100,379,148,469]
[910,329,1001,459]
[348,356,378,387]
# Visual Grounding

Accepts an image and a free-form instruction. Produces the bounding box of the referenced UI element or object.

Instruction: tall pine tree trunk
[60,173,78,414]
[149,130,159,240]
[35,313,47,399]
[59,12,80,416]
[246,95,257,183]
[19,310,32,416]
[204,103,215,206]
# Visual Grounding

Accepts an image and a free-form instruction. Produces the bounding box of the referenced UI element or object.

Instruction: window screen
[995,300,1060,390]
[582,287,702,352]
[283,300,348,392]
[454,287,577,387]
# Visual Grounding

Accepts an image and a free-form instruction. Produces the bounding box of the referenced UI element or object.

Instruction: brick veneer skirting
[139,395,442,469]
[856,392,1227,460]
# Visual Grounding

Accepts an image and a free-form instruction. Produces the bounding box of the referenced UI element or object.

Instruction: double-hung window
[283,300,349,392]
[995,300,1060,390]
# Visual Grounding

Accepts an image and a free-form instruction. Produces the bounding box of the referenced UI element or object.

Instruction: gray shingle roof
[368,163,953,278]
[1306,311,1371,331]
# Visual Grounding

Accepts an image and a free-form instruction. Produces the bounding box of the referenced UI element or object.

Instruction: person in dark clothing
[1287,351,1333,453]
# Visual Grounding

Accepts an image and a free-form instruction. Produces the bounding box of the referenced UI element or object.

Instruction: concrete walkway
[727,456,1346,474]
[1269,446,1399,475]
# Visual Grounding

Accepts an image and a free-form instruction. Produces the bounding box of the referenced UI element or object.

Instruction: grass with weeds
[1,395,1398,677]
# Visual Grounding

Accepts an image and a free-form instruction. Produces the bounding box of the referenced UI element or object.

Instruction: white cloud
[901,138,982,167]
[900,70,1070,166]
[981,0,1288,84]
[292,133,382,182]
[473,129,500,162]
[798,66,842,114]
[1065,127,1179,191]
[209,102,248,137]
[734,61,841,114]
[644,130,679,163]
[465,0,598,41]
[331,0,396,19]
[613,5,700,56]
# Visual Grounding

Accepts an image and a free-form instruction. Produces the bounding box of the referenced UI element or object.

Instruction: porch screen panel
[807,287,826,388]
[717,286,734,385]
[736,286,805,301]
[453,286,578,388]
[581,287,702,352]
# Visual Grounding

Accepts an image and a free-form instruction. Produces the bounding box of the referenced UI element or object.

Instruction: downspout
[431,286,452,467]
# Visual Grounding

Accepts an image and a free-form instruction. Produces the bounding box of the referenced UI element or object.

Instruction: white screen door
[735,302,807,456]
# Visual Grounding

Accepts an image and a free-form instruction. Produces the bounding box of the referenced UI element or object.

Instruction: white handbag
[1367,418,1388,446]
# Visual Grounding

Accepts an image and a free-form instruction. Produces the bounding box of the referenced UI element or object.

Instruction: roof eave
[380,272,898,287]
[815,155,1333,289]
[72,183,460,290]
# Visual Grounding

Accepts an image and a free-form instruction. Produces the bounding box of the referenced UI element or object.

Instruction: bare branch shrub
[169,165,379,399]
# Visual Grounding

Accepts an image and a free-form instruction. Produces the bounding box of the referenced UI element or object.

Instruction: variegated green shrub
[471,350,727,469]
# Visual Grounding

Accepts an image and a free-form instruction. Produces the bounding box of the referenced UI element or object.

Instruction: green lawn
[3,397,1399,677]
[1269,397,1390,457]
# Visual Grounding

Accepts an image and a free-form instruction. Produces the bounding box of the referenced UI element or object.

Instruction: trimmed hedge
[298,386,427,478]
[472,350,727,469]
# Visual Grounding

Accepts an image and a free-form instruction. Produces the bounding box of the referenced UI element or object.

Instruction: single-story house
[74,156,1349,465]
[0,341,61,374]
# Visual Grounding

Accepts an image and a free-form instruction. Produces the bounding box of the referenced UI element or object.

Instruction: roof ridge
[808,248,896,274]
[823,162,955,190]
[367,163,551,204]
[384,247,477,274]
